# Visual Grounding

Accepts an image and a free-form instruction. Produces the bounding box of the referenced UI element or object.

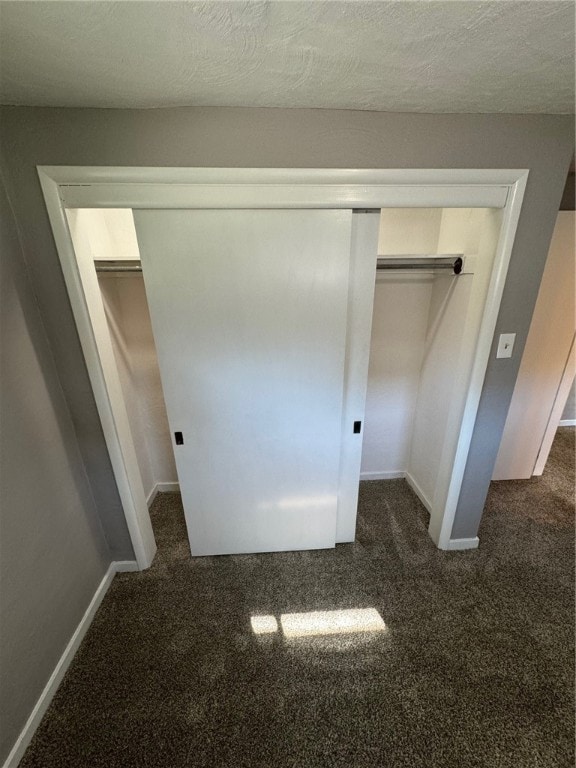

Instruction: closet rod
[95,260,142,273]
[94,256,463,275]
[377,255,463,274]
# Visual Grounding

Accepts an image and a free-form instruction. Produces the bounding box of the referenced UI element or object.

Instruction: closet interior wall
[66,208,177,506]
[361,207,502,515]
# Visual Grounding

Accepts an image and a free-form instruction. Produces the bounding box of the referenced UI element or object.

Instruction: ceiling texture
[0,1,574,113]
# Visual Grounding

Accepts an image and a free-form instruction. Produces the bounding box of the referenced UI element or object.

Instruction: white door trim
[533,334,576,475]
[38,167,528,564]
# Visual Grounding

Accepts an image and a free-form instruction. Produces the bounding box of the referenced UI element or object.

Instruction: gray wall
[0,107,573,546]
[0,172,112,764]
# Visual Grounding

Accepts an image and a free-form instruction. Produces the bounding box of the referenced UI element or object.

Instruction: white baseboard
[405,471,432,513]
[359,470,405,481]
[443,537,480,551]
[2,560,137,768]
[146,482,180,508]
[156,481,180,493]
[559,419,576,427]
[146,485,158,508]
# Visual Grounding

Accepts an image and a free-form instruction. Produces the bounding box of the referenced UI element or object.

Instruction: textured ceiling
[0,1,574,113]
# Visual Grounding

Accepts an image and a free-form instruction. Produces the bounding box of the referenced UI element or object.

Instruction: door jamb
[533,334,576,475]
[38,167,528,568]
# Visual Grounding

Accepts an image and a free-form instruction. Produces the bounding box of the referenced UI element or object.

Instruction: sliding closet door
[133,209,353,556]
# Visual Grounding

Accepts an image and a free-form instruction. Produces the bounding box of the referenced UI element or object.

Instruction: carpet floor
[21,429,574,767]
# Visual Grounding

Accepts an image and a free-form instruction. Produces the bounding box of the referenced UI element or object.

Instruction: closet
[361,208,502,536]
[65,205,502,556]
[66,208,178,509]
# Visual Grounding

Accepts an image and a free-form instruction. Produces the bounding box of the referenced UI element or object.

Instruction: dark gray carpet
[21,429,575,767]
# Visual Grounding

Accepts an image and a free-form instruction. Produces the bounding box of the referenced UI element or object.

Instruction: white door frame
[533,334,576,475]
[38,167,528,568]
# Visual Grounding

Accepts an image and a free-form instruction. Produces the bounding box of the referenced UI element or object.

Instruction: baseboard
[444,537,480,551]
[404,471,432,513]
[2,560,136,768]
[359,470,405,481]
[146,485,158,508]
[156,481,180,493]
[559,419,576,427]
[146,482,180,508]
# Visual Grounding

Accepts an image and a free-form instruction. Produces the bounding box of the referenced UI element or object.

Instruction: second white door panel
[133,209,353,555]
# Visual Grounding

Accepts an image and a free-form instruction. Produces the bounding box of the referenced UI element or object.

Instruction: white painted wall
[361,209,440,478]
[363,208,501,518]
[69,207,140,261]
[436,206,485,255]
[409,274,473,506]
[99,275,177,498]
[493,211,576,478]
[360,275,434,479]
[411,209,500,510]
[98,276,154,499]
[69,208,177,500]
[378,208,442,255]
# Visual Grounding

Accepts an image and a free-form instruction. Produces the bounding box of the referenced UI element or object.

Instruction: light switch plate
[496,333,516,358]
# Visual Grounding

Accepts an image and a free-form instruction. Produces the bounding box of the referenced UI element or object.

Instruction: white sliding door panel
[133,209,352,556]
[336,212,379,542]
